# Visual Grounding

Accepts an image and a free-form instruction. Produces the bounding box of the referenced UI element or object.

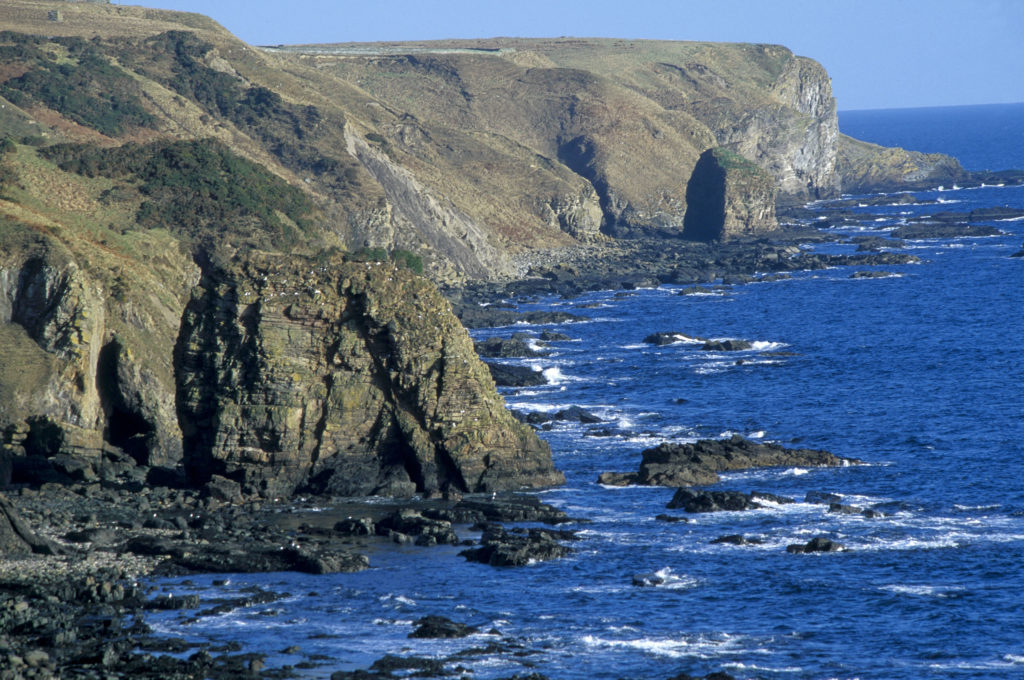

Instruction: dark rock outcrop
[459,524,576,567]
[683,148,778,242]
[375,509,459,547]
[474,335,545,358]
[837,134,967,194]
[644,331,704,346]
[890,223,1002,240]
[409,616,478,639]
[0,492,61,556]
[710,534,763,546]
[786,536,846,554]
[702,339,753,352]
[598,434,854,487]
[666,489,759,512]
[486,363,547,387]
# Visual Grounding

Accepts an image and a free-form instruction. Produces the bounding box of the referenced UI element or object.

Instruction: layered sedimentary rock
[309,39,839,240]
[0,233,190,479]
[837,134,967,194]
[683,147,778,241]
[176,255,562,497]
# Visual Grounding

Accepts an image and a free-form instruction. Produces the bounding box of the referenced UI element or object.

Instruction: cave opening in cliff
[97,339,155,465]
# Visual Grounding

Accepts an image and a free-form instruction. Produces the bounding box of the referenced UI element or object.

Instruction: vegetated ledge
[597,434,859,487]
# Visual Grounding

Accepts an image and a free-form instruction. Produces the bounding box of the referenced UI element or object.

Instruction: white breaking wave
[749,340,787,351]
[879,583,965,598]
[580,631,761,659]
[632,567,701,590]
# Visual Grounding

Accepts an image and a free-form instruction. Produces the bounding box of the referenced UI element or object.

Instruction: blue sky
[113,0,1024,111]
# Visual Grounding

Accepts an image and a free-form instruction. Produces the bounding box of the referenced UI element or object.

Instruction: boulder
[474,336,546,358]
[459,524,575,567]
[701,339,753,352]
[375,509,458,546]
[643,331,705,346]
[786,536,846,554]
[408,616,478,639]
[805,490,842,504]
[486,363,547,387]
[0,492,62,556]
[553,406,602,424]
[710,534,762,546]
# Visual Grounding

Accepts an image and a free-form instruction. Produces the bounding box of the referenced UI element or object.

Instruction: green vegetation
[40,139,313,249]
[137,31,348,180]
[346,247,424,274]
[390,249,424,274]
[0,138,17,199]
[0,32,153,136]
[711,147,765,177]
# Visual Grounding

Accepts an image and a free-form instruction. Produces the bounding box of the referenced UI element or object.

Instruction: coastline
[3,185,1023,679]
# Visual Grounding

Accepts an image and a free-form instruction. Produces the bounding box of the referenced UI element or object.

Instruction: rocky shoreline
[3,189,1019,679]
[0,480,587,679]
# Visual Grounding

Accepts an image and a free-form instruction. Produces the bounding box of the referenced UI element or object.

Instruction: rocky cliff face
[0,227,560,496]
[837,134,967,194]
[311,40,840,241]
[176,254,562,498]
[0,3,965,282]
[683,147,778,241]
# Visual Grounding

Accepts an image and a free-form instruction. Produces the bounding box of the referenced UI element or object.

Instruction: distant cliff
[1,1,970,273]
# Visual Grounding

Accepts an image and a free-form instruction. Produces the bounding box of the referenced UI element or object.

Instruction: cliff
[683,147,778,241]
[0,210,561,496]
[0,1,850,275]
[836,134,968,194]
[0,1,971,498]
[176,254,562,497]
[0,133,560,498]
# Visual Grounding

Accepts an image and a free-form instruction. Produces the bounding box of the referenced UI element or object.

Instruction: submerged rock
[891,223,1002,239]
[644,331,705,345]
[701,339,753,352]
[474,335,546,358]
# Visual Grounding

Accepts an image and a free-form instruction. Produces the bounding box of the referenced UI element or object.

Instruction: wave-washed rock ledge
[598,434,859,488]
[447,233,920,327]
[0,481,582,679]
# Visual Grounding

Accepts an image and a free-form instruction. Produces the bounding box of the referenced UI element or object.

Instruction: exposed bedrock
[1,237,561,499]
[682,147,778,242]
[176,254,562,498]
[597,434,856,487]
[1,241,189,484]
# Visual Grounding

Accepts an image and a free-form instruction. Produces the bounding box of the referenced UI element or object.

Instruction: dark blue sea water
[146,108,1024,679]
[839,102,1024,171]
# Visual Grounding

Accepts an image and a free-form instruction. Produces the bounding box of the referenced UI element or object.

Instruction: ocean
[146,104,1024,679]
